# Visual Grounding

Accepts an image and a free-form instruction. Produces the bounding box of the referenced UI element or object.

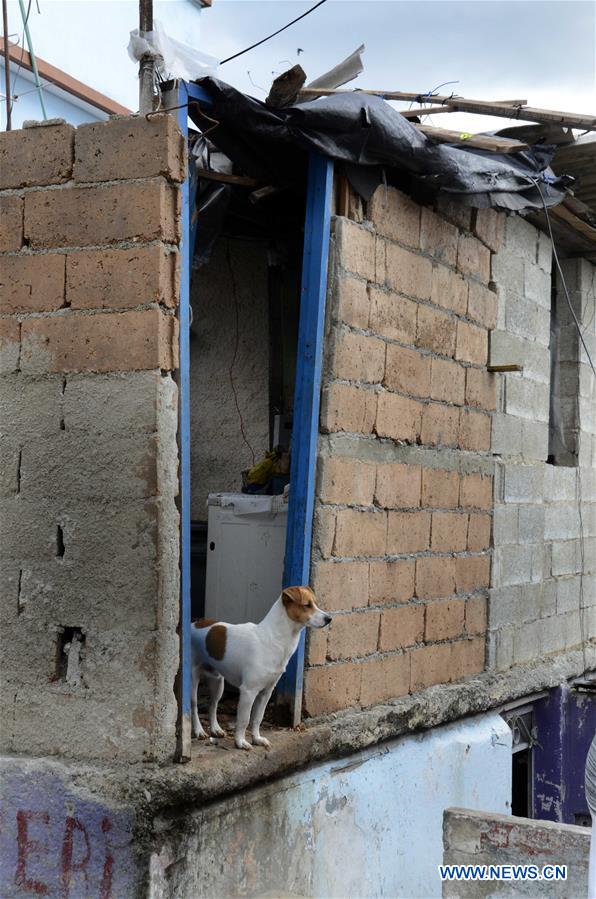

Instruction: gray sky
[6,0,595,132]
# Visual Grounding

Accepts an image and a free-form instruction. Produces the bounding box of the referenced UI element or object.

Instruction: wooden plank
[417,125,529,153]
[298,88,595,131]
[299,88,526,105]
[550,203,596,244]
[195,168,259,187]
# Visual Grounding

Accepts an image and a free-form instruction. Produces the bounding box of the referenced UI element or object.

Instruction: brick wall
[0,116,183,762]
[488,219,596,670]
[304,186,500,715]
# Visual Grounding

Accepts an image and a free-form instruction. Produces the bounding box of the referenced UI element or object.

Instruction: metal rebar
[2,0,12,129]
[138,0,154,114]
[17,0,45,119]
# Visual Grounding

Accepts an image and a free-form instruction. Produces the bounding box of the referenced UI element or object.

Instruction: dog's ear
[282,586,314,606]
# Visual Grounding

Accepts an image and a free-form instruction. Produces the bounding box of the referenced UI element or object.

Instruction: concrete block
[0,439,19,496]
[517,504,545,544]
[505,377,550,423]
[503,464,544,504]
[556,575,581,614]
[513,617,543,664]
[0,194,24,251]
[0,496,62,562]
[524,262,551,309]
[0,318,20,374]
[368,184,421,247]
[63,371,175,436]
[544,464,577,502]
[491,251,524,295]
[537,231,552,272]
[561,609,582,648]
[488,585,522,629]
[521,419,549,461]
[493,544,533,587]
[0,374,63,440]
[67,245,178,310]
[505,297,550,347]
[487,625,514,670]
[0,122,74,188]
[551,539,581,576]
[489,329,523,368]
[505,215,538,263]
[493,504,518,545]
[544,504,580,541]
[335,218,376,281]
[491,413,522,457]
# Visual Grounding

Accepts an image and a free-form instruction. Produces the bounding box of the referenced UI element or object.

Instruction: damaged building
[0,76,595,898]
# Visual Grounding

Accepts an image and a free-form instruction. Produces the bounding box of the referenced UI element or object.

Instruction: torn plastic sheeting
[190,78,571,212]
[128,21,219,82]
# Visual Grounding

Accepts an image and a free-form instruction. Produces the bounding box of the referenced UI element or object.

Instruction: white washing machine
[204,492,289,625]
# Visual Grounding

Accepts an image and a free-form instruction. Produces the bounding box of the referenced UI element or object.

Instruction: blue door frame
[174,80,333,757]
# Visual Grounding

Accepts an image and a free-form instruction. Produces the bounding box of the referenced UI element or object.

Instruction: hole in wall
[56,525,65,558]
[55,627,85,686]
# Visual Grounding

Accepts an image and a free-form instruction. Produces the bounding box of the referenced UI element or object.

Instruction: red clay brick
[465,595,487,635]
[336,219,376,281]
[314,507,336,559]
[430,263,468,316]
[0,254,65,313]
[421,468,460,509]
[320,382,377,434]
[430,358,465,405]
[335,276,369,329]
[457,234,491,283]
[369,560,415,605]
[368,287,418,344]
[312,560,369,612]
[473,207,504,253]
[66,245,178,310]
[375,392,422,443]
[425,598,465,641]
[24,180,180,249]
[375,462,421,509]
[327,609,380,660]
[387,511,431,554]
[421,402,459,447]
[74,114,185,183]
[416,304,456,357]
[431,512,468,552]
[367,185,421,247]
[0,317,20,373]
[303,662,361,716]
[360,652,410,706]
[459,408,491,451]
[467,281,498,330]
[332,328,385,383]
[20,308,178,374]
[455,320,488,365]
[384,242,432,300]
[465,368,496,411]
[460,472,493,510]
[0,195,23,250]
[420,208,458,265]
[334,508,387,557]
[306,628,328,665]
[450,636,485,680]
[467,512,491,552]
[318,456,375,506]
[415,556,456,599]
[379,604,424,651]
[455,555,491,593]
[410,642,452,691]
[320,383,376,434]
[0,123,74,189]
[384,344,431,397]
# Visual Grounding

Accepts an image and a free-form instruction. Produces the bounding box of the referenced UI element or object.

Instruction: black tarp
[190,78,572,212]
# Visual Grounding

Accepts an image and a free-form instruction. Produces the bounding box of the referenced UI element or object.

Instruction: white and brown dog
[191,586,331,750]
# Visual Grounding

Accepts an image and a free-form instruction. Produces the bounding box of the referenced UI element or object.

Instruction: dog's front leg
[249,683,276,749]
[235,687,259,750]
[191,666,208,740]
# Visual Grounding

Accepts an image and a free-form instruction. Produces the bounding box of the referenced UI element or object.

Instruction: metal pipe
[2,0,12,129]
[17,0,45,119]
[138,0,154,114]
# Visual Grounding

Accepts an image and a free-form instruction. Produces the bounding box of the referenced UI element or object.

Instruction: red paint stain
[100,817,114,899]
[15,810,50,895]
[60,817,91,898]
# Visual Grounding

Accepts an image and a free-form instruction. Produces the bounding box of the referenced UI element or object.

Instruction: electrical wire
[220,0,329,65]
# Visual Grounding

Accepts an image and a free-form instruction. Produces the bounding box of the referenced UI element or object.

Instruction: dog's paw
[210,725,226,738]
[252,736,271,750]
[193,729,209,741]
[235,738,252,751]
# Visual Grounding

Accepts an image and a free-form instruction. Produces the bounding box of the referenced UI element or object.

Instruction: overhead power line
[220,0,329,65]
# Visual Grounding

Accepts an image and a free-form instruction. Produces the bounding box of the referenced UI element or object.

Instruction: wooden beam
[417,125,529,154]
[550,202,596,244]
[298,88,595,131]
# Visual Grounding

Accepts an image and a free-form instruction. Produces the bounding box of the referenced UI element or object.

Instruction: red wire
[226,242,257,469]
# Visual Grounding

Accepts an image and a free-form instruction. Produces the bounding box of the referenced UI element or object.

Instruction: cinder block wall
[304,187,500,715]
[488,220,596,669]
[0,116,183,762]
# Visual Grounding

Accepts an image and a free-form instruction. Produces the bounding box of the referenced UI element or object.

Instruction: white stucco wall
[150,712,512,899]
